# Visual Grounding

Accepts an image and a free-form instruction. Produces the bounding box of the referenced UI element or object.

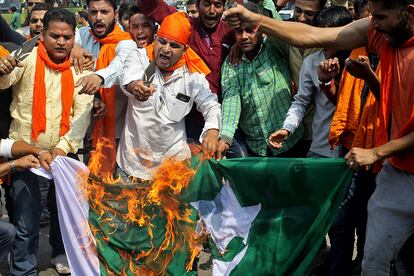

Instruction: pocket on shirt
[163,93,191,122]
[256,65,273,85]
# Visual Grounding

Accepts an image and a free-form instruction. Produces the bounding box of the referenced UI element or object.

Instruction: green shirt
[10,12,21,30]
[221,38,304,156]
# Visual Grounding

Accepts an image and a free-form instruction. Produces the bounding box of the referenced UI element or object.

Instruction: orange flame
[83,139,208,274]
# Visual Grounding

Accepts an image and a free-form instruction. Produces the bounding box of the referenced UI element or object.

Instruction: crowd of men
[0,0,413,275]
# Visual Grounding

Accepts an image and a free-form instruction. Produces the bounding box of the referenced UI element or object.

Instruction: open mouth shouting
[203,14,219,28]
[93,22,107,36]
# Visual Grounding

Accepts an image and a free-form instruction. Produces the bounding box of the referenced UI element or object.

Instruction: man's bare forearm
[257,16,370,50]
[364,70,380,100]
[375,131,414,160]
[11,141,43,158]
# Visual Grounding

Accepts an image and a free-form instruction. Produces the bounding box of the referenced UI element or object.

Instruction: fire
[84,139,208,274]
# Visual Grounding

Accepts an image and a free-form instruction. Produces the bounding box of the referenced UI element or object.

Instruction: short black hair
[118,2,132,19]
[352,0,367,16]
[43,7,76,31]
[318,0,328,9]
[86,0,117,11]
[370,0,414,10]
[31,2,50,13]
[187,0,196,5]
[314,6,353,27]
[128,4,142,18]
[10,6,17,12]
[78,9,88,20]
[127,4,155,27]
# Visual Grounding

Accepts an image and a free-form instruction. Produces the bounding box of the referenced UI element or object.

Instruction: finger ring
[349,161,354,166]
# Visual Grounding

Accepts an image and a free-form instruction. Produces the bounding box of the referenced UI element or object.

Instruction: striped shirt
[221,38,303,156]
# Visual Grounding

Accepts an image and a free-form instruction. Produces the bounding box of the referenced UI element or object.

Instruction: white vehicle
[278,3,294,21]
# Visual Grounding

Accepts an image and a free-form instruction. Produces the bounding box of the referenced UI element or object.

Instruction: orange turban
[146,12,211,76]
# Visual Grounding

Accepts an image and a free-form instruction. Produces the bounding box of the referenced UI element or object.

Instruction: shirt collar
[156,66,186,85]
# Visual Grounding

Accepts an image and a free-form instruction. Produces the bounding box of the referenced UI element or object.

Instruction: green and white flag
[43,156,353,275]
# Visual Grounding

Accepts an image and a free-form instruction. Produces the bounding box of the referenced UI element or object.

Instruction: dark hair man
[118,2,133,31]
[76,0,136,175]
[225,1,414,275]
[128,5,157,47]
[0,8,93,275]
[27,2,50,39]
[217,2,303,159]
[18,0,46,36]
[186,0,199,18]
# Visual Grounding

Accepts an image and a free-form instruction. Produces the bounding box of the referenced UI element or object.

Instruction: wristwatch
[9,161,16,173]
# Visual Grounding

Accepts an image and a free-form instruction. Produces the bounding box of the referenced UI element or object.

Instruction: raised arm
[137,0,176,24]
[224,4,370,50]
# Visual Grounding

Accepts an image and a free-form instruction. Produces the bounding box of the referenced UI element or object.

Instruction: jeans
[362,163,414,276]
[0,220,15,262]
[9,170,65,276]
[225,130,249,158]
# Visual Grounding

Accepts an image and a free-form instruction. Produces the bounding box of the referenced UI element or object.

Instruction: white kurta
[117,48,221,180]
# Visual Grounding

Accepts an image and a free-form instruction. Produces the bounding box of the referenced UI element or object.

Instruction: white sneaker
[51,254,71,275]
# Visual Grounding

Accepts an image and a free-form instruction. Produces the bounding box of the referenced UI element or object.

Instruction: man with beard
[75,0,135,175]
[0,2,49,42]
[0,8,93,275]
[16,0,46,38]
[225,1,414,275]
[136,0,234,142]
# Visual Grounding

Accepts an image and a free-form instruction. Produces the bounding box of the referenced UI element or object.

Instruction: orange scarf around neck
[92,24,132,176]
[31,42,74,143]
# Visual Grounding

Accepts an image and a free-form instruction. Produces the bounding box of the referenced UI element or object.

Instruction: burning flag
[42,155,352,276]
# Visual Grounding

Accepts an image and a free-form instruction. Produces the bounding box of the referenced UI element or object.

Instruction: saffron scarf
[31,42,74,142]
[92,24,132,176]
[146,12,210,76]
[329,47,367,150]
[377,36,414,172]
[0,44,9,57]
[352,62,381,150]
